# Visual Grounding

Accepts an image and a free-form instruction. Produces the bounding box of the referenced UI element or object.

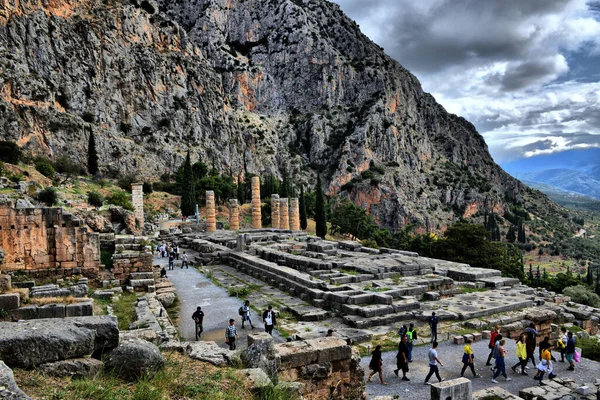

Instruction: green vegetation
[112,293,138,331]
[563,285,600,307]
[87,129,99,176]
[35,160,56,178]
[106,190,133,211]
[299,185,307,230]
[0,140,22,164]
[87,191,104,207]
[315,174,327,238]
[460,287,488,294]
[37,187,58,206]
[580,336,600,362]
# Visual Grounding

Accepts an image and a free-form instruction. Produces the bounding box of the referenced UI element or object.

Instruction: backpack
[238,306,245,316]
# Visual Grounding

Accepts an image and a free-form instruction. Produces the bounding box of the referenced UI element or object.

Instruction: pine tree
[87,128,99,176]
[180,151,196,217]
[315,174,327,238]
[299,185,307,230]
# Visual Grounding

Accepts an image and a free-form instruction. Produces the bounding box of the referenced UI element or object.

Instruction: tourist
[225,319,237,350]
[192,306,204,340]
[424,341,444,385]
[565,331,576,371]
[175,245,180,260]
[558,327,568,362]
[491,339,511,383]
[160,267,167,278]
[326,329,334,337]
[511,334,528,375]
[406,323,417,362]
[394,335,410,381]
[429,312,439,343]
[461,338,481,378]
[262,305,276,335]
[168,253,175,270]
[525,323,538,367]
[486,325,501,366]
[490,334,503,374]
[181,251,189,269]
[367,345,387,385]
[398,324,408,337]
[538,336,556,362]
[241,300,255,329]
[534,343,555,385]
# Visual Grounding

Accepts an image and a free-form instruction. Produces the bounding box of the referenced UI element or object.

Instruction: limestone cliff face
[0,0,568,231]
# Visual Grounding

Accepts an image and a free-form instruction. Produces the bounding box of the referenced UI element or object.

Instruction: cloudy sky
[334,0,600,164]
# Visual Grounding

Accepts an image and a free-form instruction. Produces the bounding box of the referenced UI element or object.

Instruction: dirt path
[154,253,272,349]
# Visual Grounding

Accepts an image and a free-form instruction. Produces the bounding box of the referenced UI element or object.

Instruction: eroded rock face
[0,361,31,400]
[0,316,119,368]
[105,338,165,381]
[0,0,570,232]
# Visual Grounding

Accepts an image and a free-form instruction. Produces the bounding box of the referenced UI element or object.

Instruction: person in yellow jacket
[511,334,528,375]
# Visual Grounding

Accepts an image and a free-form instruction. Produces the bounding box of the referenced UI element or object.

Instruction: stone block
[424,291,441,301]
[481,330,491,340]
[130,279,154,288]
[0,293,19,310]
[575,386,590,395]
[453,336,464,345]
[12,281,35,289]
[0,275,11,291]
[38,358,103,379]
[93,290,114,300]
[472,332,482,342]
[66,302,93,317]
[9,305,38,320]
[38,304,66,319]
[463,334,473,342]
[430,377,472,400]
[130,272,153,280]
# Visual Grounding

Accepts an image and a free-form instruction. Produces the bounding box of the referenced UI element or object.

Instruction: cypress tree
[299,185,307,230]
[180,151,196,217]
[315,174,327,238]
[506,226,516,243]
[280,170,289,198]
[587,264,593,286]
[87,128,99,176]
[237,174,245,204]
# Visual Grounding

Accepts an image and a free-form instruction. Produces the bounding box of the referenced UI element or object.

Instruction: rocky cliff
[0,0,570,232]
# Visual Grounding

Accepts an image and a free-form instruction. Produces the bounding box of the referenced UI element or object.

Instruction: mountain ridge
[0,0,573,234]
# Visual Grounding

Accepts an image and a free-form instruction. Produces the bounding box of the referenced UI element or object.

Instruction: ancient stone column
[251,176,262,229]
[131,183,144,229]
[290,198,300,231]
[229,199,240,231]
[279,198,289,230]
[271,194,280,229]
[206,191,216,232]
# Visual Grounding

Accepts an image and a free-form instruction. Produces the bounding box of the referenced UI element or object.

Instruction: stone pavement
[362,335,600,399]
[153,253,281,349]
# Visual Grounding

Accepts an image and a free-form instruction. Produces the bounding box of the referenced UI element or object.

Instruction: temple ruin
[251,176,261,229]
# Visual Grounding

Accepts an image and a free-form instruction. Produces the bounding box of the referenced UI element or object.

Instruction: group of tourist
[368,320,579,387]
[223,303,277,350]
[157,242,189,273]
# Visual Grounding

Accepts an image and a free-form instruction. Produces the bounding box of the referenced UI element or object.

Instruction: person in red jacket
[486,325,501,366]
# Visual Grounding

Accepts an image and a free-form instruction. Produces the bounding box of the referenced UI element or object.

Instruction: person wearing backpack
[398,324,408,337]
[486,325,501,366]
[241,300,255,329]
[406,323,417,362]
[525,323,538,367]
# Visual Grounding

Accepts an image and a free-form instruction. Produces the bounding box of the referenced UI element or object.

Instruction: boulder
[242,332,275,369]
[0,274,11,291]
[186,341,234,366]
[37,358,103,379]
[0,361,31,400]
[119,329,159,344]
[0,316,118,368]
[235,368,272,391]
[156,292,176,307]
[105,338,165,381]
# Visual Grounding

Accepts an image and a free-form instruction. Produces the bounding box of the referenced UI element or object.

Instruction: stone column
[229,199,240,231]
[206,191,216,232]
[131,183,144,229]
[251,176,262,229]
[290,198,300,231]
[271,194,280,229]
[279,198,289,230]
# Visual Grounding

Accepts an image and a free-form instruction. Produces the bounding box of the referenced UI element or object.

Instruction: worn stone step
[343,312,416,329]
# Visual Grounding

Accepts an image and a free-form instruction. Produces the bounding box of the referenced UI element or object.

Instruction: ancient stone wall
[131,183,144,229]
[112,252,153,283]
[0,202,101,277]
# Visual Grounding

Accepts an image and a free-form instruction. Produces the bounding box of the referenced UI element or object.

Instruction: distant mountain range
[502,148,600,201]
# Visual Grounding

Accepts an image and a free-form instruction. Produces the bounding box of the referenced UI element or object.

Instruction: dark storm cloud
[485,57,568,91]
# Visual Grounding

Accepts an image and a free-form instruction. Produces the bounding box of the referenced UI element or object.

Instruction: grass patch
[227,286,253,297]
[460,287,488,294]
[14,352,249,400]
[164,296,180,327]
[112,293,138,330]
[339,269,360,276]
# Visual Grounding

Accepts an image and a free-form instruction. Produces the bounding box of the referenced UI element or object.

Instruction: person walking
[512,334,528,375]
[424,341,444,384]
[534,344,555,385]
[394,335,410,381]
[491,339,511,383]
[181,251,189,269]
[525,323,538,367]
[558,327,568,362]
[486,325,501,366]
[565,331,576,371]
[262,305,276,335]
[461,338,481,378]
[429,312,439,343]
[539,336,556,362]
[367,345,388,385]
[225,319,237,350]
[490,334,503,374]
[241,300,255,329]
[406,323,417,362]
[192,306,204,340]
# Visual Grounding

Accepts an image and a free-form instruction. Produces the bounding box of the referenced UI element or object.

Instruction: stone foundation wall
[112,252,153,283]
[0,202,101,277]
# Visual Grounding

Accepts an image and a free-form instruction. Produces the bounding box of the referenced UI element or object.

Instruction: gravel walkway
[362,335,600,399]
[154,253,273,349]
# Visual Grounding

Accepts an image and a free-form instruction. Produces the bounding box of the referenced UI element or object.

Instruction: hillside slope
[0,0,572,233]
